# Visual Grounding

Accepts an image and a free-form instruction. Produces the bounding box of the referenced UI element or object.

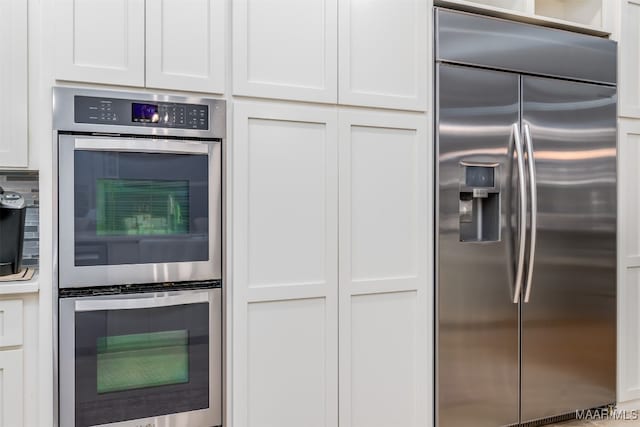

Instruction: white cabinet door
[0,349,23,427]
[0,300,23,348]
[0,0,28,168]
[55,0,145,86]
[620,0,640,118]
[146,0,225,93]
[338,109,432,427]
[232,0,338,103]
[339,0,429,111]
[618,118,640,402]
[233,101,338,427]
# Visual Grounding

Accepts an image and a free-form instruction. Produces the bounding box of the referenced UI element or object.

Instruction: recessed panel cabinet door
[338,0,429,110]
[0,0,27,168]
[146,0,225,93]
[55,0,145,86]
[618,118,640,402]
[233,101,338,427]
[232,0,338,103]
[620,0,640,118]
[0,349,23,427]
[338,110,431,427]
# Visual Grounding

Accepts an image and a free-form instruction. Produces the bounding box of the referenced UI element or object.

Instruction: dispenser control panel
[459,163,500,243]
[74,96,209,130]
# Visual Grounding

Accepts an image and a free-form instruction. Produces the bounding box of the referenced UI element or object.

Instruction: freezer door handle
[523,123,538,303]
[512,123,527,304]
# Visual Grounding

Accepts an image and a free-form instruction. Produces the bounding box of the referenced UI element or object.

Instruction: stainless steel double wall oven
[54,88,225,427]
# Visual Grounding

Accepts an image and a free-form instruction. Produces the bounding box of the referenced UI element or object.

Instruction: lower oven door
[59,288,222,427]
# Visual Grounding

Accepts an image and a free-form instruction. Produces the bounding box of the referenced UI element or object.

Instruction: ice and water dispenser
[459,164,500,242]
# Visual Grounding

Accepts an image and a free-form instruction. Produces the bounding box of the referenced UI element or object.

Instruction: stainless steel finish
[58,134,222,288]
[73,138,209,154]
[437,63,520,427]
[513,123,527,304]
[54,88,227,427]
[75,290,209,311]
[436,12,617,426]
[523,123,537,303]
[59,288,223,427]
[520,76,616,422]
[53,87,226,139]
[435,8,617,85]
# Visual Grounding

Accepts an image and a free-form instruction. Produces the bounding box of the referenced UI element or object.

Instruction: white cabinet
[232,0,338,103]
[618,119,640,403]
[56,0,225,93]
[146,0,225,93]
[55,0,146,86]
[338,109,432,427]
[0,349,23,427]
[619,0,640,118]
[338,0,429,111]
[232,0,429,109]
[0,0,28,168]
[0,300,23,348]
[232,101,339,427]
[0,298,27,427]
[231,102,433,427]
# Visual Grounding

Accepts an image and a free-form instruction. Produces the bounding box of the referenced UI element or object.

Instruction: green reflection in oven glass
[96,329,189,394]
[96,179,190,236]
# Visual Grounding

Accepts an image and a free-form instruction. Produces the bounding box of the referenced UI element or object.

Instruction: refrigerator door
[521,76,617,422]
[437,63,520,427]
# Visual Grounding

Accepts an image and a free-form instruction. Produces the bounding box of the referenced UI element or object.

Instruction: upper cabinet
[0,0,28,168]
[55,0,225,93]
[339,0,429,110]
[232,0,338,103]
[55,0,146,87]
[146,0,225,92]
[233,0,428,110]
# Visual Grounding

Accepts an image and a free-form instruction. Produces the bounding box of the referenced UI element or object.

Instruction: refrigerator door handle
[523,123,538,303]
[512,123,527,304]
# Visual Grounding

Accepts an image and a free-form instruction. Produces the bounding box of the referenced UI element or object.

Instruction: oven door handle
[75,290,212,312]
[74,138,214,154]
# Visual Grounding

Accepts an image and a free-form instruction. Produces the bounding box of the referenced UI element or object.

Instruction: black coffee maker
[0,187,26,276]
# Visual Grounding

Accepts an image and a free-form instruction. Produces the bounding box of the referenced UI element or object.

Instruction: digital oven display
[132,103,160,123]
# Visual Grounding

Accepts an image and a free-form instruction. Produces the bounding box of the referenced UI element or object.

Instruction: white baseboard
[616,398,640,411]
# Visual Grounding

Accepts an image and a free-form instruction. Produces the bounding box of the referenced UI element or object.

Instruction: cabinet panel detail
[233,0,338,102]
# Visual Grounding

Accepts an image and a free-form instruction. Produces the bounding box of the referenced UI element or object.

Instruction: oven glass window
[96,179,190,236]
[96,329,189,394]
[75,302,210,426]
[74,151,209,266]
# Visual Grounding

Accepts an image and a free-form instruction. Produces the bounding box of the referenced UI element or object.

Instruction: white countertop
[0,272,39,295]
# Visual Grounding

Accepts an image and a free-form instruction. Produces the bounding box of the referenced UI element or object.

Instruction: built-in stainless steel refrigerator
[435,9,617,427]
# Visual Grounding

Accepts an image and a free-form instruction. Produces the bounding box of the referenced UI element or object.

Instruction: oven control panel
[74,95,209,130]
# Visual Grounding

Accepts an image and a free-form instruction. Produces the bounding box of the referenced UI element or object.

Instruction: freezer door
[437,63,520,427]
[521,76,617,422]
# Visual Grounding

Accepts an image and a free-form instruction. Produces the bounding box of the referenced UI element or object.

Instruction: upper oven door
[58,135,222,288]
